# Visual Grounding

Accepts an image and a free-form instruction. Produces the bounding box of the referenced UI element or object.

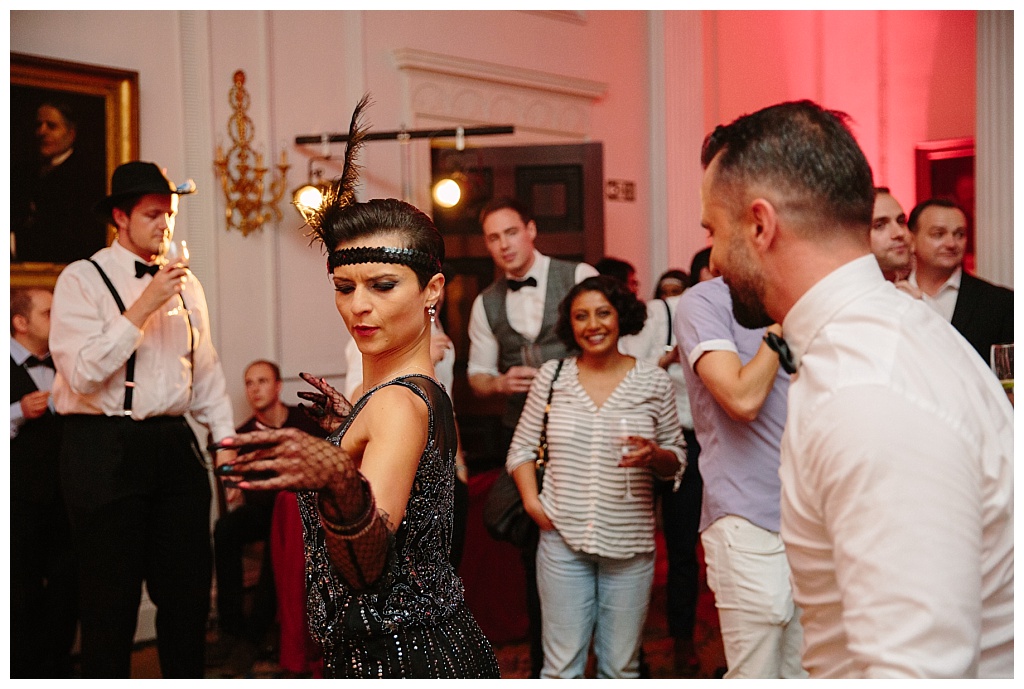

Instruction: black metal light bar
[294,125,515,146]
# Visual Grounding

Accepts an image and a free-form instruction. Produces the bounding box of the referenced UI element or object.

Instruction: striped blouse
[506,356,686,559]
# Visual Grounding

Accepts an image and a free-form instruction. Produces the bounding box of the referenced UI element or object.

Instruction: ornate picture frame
[10,52,139,288]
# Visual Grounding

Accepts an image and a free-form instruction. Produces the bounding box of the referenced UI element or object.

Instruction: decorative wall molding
[392,47,607,104]
[392,47,607,214]
[519,10,587,25]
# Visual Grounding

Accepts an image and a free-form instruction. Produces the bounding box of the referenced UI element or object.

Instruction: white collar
[10,337,32,366]
[506,250,548,283]
[48,148,74,169]
[783,254,885,370]
[909,266,962,293]
[111,239,157,268]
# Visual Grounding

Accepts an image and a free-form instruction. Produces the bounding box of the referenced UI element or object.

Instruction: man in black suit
[908,198,1014,362]
[9,287,78,678]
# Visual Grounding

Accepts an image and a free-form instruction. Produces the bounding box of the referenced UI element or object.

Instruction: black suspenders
[89,259,195,416]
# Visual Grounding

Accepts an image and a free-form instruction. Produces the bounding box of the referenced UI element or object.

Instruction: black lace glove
[219,426,391,590]
[297,371,354,434]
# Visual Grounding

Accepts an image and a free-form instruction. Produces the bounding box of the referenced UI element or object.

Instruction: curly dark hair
[554,275,647,352]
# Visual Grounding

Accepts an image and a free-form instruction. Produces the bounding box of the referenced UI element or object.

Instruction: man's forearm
[468,372,503,398]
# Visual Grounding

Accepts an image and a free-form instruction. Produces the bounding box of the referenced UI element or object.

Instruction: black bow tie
[764,332,797,374]
[24,354,55,370]
[135,261,160,278]
[507,276,538,292]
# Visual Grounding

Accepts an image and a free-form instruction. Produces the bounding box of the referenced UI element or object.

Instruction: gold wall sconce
[213,70,289,236]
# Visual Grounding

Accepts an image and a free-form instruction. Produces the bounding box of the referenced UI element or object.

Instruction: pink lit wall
[702,10,976,212]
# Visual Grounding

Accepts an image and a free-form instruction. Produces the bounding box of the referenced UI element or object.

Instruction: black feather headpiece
[303,93,372,252]
[302,94,444,281]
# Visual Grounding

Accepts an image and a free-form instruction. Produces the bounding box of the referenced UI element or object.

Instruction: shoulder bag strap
[661,298,673,350]
[535,358,564,467]
[89,259,136,416]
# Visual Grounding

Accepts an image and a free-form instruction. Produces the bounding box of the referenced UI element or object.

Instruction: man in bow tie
[698,101,1012,678]
[10,287,78,678]
[49,161,235,678]
[466,196,597,677]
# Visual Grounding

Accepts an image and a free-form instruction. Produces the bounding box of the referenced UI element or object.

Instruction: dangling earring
[428,304,436,323]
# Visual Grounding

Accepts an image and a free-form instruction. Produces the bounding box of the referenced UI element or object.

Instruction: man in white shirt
[697,100,1013,678]
[869,188,914,281]
[466,196,596,677]
[907,198,1013,361]
[50,161,236,678]
[467,198,598,420]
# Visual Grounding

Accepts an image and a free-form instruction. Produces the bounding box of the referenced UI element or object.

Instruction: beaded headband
[327,246,442,275]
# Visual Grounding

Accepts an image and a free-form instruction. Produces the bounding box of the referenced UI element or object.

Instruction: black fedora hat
[94,161,197,220]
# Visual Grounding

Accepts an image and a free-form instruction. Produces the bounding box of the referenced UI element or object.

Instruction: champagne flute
[521,343,543,369]
[990,343,1013,405]
[612,416,636,500]
[163,239,190,316]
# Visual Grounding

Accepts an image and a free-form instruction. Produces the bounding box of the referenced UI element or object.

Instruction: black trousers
[60,415,213,678]
[213,497,277,643]
[658,428,703,640]
[9,490,78,678]
[499,425,543,678]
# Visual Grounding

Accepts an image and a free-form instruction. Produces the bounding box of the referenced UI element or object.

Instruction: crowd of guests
[10,98,1013,680]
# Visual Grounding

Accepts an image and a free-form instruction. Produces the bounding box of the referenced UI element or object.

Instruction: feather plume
[305,93,372,251]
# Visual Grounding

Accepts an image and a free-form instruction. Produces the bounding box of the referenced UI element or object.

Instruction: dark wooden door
[431,142,604,469]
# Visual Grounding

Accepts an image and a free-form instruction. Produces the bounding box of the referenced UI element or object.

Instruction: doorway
[431,142,604,468]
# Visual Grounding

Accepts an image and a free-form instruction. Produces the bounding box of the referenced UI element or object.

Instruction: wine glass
[612,416,637,500]
[165,238,188,265]
[990,343,1013,405]
[162,239,190,316]
[521,343,544,369]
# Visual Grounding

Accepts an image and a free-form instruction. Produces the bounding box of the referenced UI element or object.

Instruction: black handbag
[483,359,564,547]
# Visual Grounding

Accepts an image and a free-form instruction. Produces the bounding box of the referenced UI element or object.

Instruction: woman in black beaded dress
[216,97,500,679]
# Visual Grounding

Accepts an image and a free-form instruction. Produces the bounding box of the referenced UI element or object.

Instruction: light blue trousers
[536,529,655,678]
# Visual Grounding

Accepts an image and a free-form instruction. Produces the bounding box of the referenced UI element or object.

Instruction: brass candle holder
[213,70,289,236]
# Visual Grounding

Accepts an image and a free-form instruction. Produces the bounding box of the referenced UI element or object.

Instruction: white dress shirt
[50,242,235,442]
[780,255,1013,678]
[467,251,598,378]
[10,337,56,439]
[909,266,961,322]
[618,295,693,429]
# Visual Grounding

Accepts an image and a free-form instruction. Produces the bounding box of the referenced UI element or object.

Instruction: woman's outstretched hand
[216,427,351,493]
[297,371,353,433]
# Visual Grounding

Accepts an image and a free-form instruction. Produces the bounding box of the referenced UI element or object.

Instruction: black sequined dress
[296,374,500,678]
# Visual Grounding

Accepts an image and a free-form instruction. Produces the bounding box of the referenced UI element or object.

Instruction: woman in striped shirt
[507,275,687,678]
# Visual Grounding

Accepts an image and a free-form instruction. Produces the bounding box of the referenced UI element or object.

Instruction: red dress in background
[270,490,322,677]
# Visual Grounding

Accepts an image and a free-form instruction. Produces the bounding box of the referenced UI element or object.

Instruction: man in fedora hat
[49,161,235,678]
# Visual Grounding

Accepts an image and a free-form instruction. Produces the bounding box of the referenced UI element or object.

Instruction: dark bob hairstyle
[554,275,648,352]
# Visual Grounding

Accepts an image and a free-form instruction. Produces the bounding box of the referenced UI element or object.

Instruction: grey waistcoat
[481,257,579,429]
